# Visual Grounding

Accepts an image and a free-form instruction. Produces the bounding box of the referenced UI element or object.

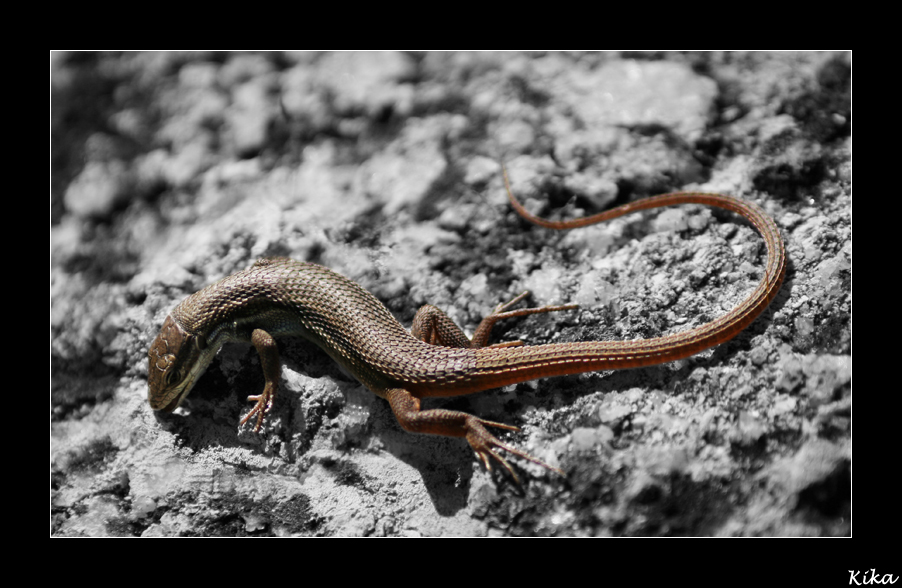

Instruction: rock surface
[51,51,850,537]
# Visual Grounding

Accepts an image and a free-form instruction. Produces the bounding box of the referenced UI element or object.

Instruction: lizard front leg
[240,328,280,432]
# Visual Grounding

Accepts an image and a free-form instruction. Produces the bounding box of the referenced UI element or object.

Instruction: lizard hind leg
[471,291,578,349]
[411,292,578,350]
[467,417,565,483]
[385,388,564,483]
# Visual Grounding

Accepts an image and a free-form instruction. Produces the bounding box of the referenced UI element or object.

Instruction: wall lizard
[148,169,785,481]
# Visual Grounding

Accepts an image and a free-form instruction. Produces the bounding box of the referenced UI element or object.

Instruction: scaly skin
[148,172,785,481]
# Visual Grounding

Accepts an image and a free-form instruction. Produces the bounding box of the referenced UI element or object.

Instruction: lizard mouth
[160,388,190,413]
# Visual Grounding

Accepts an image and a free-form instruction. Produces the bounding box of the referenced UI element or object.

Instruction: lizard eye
[165,368,181,388]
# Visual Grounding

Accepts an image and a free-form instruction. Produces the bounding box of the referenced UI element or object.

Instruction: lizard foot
[466,417,564,484]
[240,383,275,432]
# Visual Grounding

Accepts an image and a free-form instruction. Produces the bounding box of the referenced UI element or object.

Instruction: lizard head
[147,315,214,413]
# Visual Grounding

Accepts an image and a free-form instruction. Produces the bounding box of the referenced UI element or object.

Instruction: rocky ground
[51,51,850,536]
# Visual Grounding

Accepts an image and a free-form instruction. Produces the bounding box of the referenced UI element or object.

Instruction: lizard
[148,168,785,481]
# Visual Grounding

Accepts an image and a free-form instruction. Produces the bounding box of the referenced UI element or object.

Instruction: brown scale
[148,171,785,482]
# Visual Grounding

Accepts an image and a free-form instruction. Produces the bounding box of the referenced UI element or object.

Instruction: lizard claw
[467,417,564,483]
[240,384,275,432]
